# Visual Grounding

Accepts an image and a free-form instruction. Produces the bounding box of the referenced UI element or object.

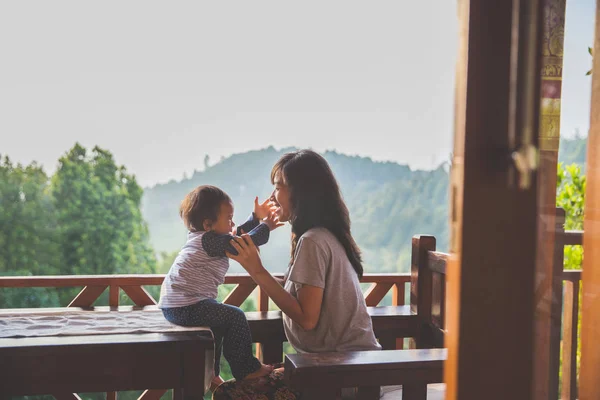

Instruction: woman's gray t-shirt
[283,227,382,353]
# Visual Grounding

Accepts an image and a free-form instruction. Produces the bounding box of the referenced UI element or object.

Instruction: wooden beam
[68,286,107,308]
[534,2,566,398]
[579,2,600,398]
[445,0,543,399]
[121,285,157,306]
[364,283,393,307]
[109,285,120,308]
[223,284,256,307]
[0,275,165,288]
[561,280,580,400]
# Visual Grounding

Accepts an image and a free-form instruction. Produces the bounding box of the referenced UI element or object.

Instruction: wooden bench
[247,305,415,364]
[284,235,447,400]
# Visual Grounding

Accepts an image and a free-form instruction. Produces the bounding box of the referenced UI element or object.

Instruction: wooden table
[0,331,214,399]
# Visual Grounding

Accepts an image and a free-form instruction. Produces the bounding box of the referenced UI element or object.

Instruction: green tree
[50,144,157,305]
[557,162,585,270]
[0,156,62,307]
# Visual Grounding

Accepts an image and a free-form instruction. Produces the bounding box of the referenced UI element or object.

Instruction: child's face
[210,201,235,235]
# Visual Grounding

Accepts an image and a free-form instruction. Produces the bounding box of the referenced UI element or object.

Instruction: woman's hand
[226,233,265,275]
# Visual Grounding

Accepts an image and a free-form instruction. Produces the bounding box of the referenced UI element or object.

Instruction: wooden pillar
[579,3,600,399]
[445,0,544,399]
[533,1,566,399]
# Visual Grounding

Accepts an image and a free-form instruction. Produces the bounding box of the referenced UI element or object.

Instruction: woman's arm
[227,234,323,330]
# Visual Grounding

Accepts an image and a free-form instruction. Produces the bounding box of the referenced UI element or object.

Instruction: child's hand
[262,211,285,231]
[253,196,272,220]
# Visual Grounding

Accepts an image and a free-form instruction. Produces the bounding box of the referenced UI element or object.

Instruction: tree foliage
[1,144,156,307]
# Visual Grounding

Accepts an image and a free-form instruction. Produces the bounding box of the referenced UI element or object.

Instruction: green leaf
[589,47,593,55]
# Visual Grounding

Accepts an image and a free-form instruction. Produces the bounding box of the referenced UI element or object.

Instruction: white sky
[0,1,596,187]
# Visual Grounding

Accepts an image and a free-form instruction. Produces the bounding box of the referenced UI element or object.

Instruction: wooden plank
[562,270,582,282]
[534,1,566,398]
[392,283,406,350]
[223,284,256,307]
[445,0,543,399]
[255,287,269,361]
[68,286,107,308]
[223,273,284,285]
[579,3,600,395]
[258,287,269,311]
[410,236,436,319]
[410,235,436,349]
[0,275,165,288]
[427,252,448,275]
[0,273,409,288]
[431,272,445,333]
[181,339,207,399]
[391,283,405,306]
[109,285,120,308]
[359,274,412,284]
[364,283,393,306]
[121,286,157,306]
[548,208,566,400]
[559,230,584,246]
[284,348,446,389]
[561,280,579,400]
[106,392,117,400]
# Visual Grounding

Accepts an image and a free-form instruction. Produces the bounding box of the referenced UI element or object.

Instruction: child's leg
[204,302,263,380]
[162,300,263,381]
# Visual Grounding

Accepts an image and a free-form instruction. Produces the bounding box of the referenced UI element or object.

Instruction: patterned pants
[162,299,261,381]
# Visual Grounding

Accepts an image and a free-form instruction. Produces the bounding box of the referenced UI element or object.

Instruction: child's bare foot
[210,375,225,392]
[243,363,273,380]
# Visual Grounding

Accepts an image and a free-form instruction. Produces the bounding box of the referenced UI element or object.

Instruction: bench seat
[284,348,446,400]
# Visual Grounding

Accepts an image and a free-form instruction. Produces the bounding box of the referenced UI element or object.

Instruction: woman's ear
[203,219,212,231]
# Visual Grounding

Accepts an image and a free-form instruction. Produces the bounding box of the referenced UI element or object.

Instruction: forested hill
[141,147,449,274]
[141,136,587,274]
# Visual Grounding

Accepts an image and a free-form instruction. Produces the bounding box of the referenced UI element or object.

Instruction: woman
[214,149,380,399]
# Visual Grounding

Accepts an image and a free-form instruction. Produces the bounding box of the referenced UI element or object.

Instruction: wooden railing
[0,273,412,310]
[556,227,583,400]
[0,226,583,399]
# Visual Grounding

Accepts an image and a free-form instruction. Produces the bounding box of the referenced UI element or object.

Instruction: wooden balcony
[0,227,583,399]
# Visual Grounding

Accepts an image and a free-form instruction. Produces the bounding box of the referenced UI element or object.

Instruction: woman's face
[270,171,291,223]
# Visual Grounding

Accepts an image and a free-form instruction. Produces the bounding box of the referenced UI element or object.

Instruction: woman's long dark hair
[271,149,364,278]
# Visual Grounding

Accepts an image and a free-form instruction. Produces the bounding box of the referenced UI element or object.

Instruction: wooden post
[579,2,600,398]
[410,235,436,349]
[548,208,566,399]
[534,2,566,399]
[445,0,543,399]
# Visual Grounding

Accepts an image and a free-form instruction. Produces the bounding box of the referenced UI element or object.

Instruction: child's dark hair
[180,185,231,232]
